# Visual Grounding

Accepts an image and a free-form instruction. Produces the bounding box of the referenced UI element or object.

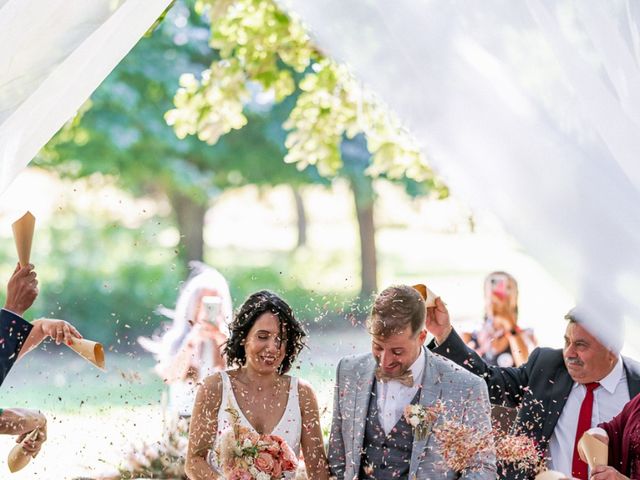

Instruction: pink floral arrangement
[216,407,298,480]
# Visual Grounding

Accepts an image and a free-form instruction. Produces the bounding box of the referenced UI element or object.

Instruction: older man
[329,285,496,480]
[426,297,640,479]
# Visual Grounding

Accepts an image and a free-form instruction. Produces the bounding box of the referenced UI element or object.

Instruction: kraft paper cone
[68,337,106,370]
[7,428,39,473]
[534,471,568,480]
[579,432,608,469]
[412,284,438,308]
[11,212,35,267]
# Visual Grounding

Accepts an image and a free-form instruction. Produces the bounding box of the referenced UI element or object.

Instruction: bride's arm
[185,374,223,480]
[299,380,331,480]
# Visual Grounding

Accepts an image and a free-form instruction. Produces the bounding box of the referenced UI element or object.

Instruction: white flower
[243,438,253,448]
[409,416,421,427]
[249,466,259,476]
[256,472,271,480]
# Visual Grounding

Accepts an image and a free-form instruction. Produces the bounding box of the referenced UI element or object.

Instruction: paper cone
[68,337,106,370]
[579,432,608,469]
[7,428,39,473]
[534,470,568,480]
[412,283,438,308]
[11,212,35,267]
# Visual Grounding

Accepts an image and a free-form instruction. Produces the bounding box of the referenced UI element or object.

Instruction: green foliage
[168,0,447,194]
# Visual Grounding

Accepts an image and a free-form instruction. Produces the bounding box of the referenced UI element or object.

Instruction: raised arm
[4,263,38,316]
[185,374,223,480]
[298,380,330,480]
[328,359,346,480]
[426,297,532,408]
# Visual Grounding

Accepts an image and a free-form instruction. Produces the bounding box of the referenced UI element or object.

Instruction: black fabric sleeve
[429,328,536,408]
[0,309,33,386]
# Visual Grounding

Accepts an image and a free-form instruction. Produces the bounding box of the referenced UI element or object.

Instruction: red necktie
[571,382,600,479]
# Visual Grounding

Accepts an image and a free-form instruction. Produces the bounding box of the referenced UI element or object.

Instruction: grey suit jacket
[328,347,497,480]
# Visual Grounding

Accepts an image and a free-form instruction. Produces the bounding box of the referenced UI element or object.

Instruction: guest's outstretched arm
[18,318,82,359]
[299,380,330,479]
[185,374,223,480]
[426,297,533,408]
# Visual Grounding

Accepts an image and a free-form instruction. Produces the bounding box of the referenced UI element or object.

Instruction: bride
[185,290,330,479]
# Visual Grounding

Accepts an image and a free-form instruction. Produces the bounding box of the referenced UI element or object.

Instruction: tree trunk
[291,186,307,249]
[169,191,208,264]
[350,176,378,299]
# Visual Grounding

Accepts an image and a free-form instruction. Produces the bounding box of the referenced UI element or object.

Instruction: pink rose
[255,452,276,473]
[228,467,252,480]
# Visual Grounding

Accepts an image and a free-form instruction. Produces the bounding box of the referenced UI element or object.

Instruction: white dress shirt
[375,351,426,435]
[548,357,629,475]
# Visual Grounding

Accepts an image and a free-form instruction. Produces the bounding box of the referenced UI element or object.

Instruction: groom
[328,285,496,479]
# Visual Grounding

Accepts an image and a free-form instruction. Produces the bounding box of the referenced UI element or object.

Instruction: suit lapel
[623,357,640,398]
[352,355,376,475]
[541,366,573,442]
[409,348,442,478]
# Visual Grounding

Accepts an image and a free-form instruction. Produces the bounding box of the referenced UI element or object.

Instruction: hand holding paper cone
[68,337,106,370]
[7,428,39,473]
[11,212,35,267]
[578,431,608,469]
[412,283,438,308]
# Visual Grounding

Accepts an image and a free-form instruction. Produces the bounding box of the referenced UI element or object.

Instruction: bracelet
[509,326,522,336]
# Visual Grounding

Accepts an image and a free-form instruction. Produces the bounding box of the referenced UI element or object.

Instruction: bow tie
[375,368,414,387]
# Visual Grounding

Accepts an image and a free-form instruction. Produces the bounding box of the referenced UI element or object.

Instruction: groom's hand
[426,297,452,345]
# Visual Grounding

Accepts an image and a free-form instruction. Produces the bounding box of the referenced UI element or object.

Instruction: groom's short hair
[368,285,425,337]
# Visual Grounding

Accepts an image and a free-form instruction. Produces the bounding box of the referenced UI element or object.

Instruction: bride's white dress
[208,370,302,478]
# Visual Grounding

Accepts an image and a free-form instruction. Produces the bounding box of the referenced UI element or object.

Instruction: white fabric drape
[283,0,640,351]
[0,0,173,193]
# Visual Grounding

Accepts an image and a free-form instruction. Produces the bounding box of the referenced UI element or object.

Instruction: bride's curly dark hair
[224,290,307,374]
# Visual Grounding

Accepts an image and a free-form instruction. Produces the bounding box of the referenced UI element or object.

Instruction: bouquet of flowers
[216,407,298,480]
[403,402,443,441]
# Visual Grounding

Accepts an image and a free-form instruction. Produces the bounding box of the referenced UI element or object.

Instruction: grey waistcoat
[359,382,420,479]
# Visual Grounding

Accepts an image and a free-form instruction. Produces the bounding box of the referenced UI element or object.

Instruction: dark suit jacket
[430,329,640,478]
[0,308,32,386]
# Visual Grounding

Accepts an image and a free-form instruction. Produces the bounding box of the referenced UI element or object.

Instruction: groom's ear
[418,329,427,344]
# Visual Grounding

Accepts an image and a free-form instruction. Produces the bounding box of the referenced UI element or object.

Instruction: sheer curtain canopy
[282,0,640,352]
[0,0,173,193]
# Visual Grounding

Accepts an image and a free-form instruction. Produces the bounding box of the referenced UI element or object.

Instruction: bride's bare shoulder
[199,371,224,397]
[296,378,319,404]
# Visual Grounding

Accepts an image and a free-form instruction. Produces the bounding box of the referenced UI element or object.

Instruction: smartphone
[490,276,508,300]
[201,296,222,326]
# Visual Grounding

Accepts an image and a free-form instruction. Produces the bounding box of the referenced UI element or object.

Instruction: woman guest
[463,271,536,367]
[581,393,640,479]
[185,290,330,479]
[139,261,232,417]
